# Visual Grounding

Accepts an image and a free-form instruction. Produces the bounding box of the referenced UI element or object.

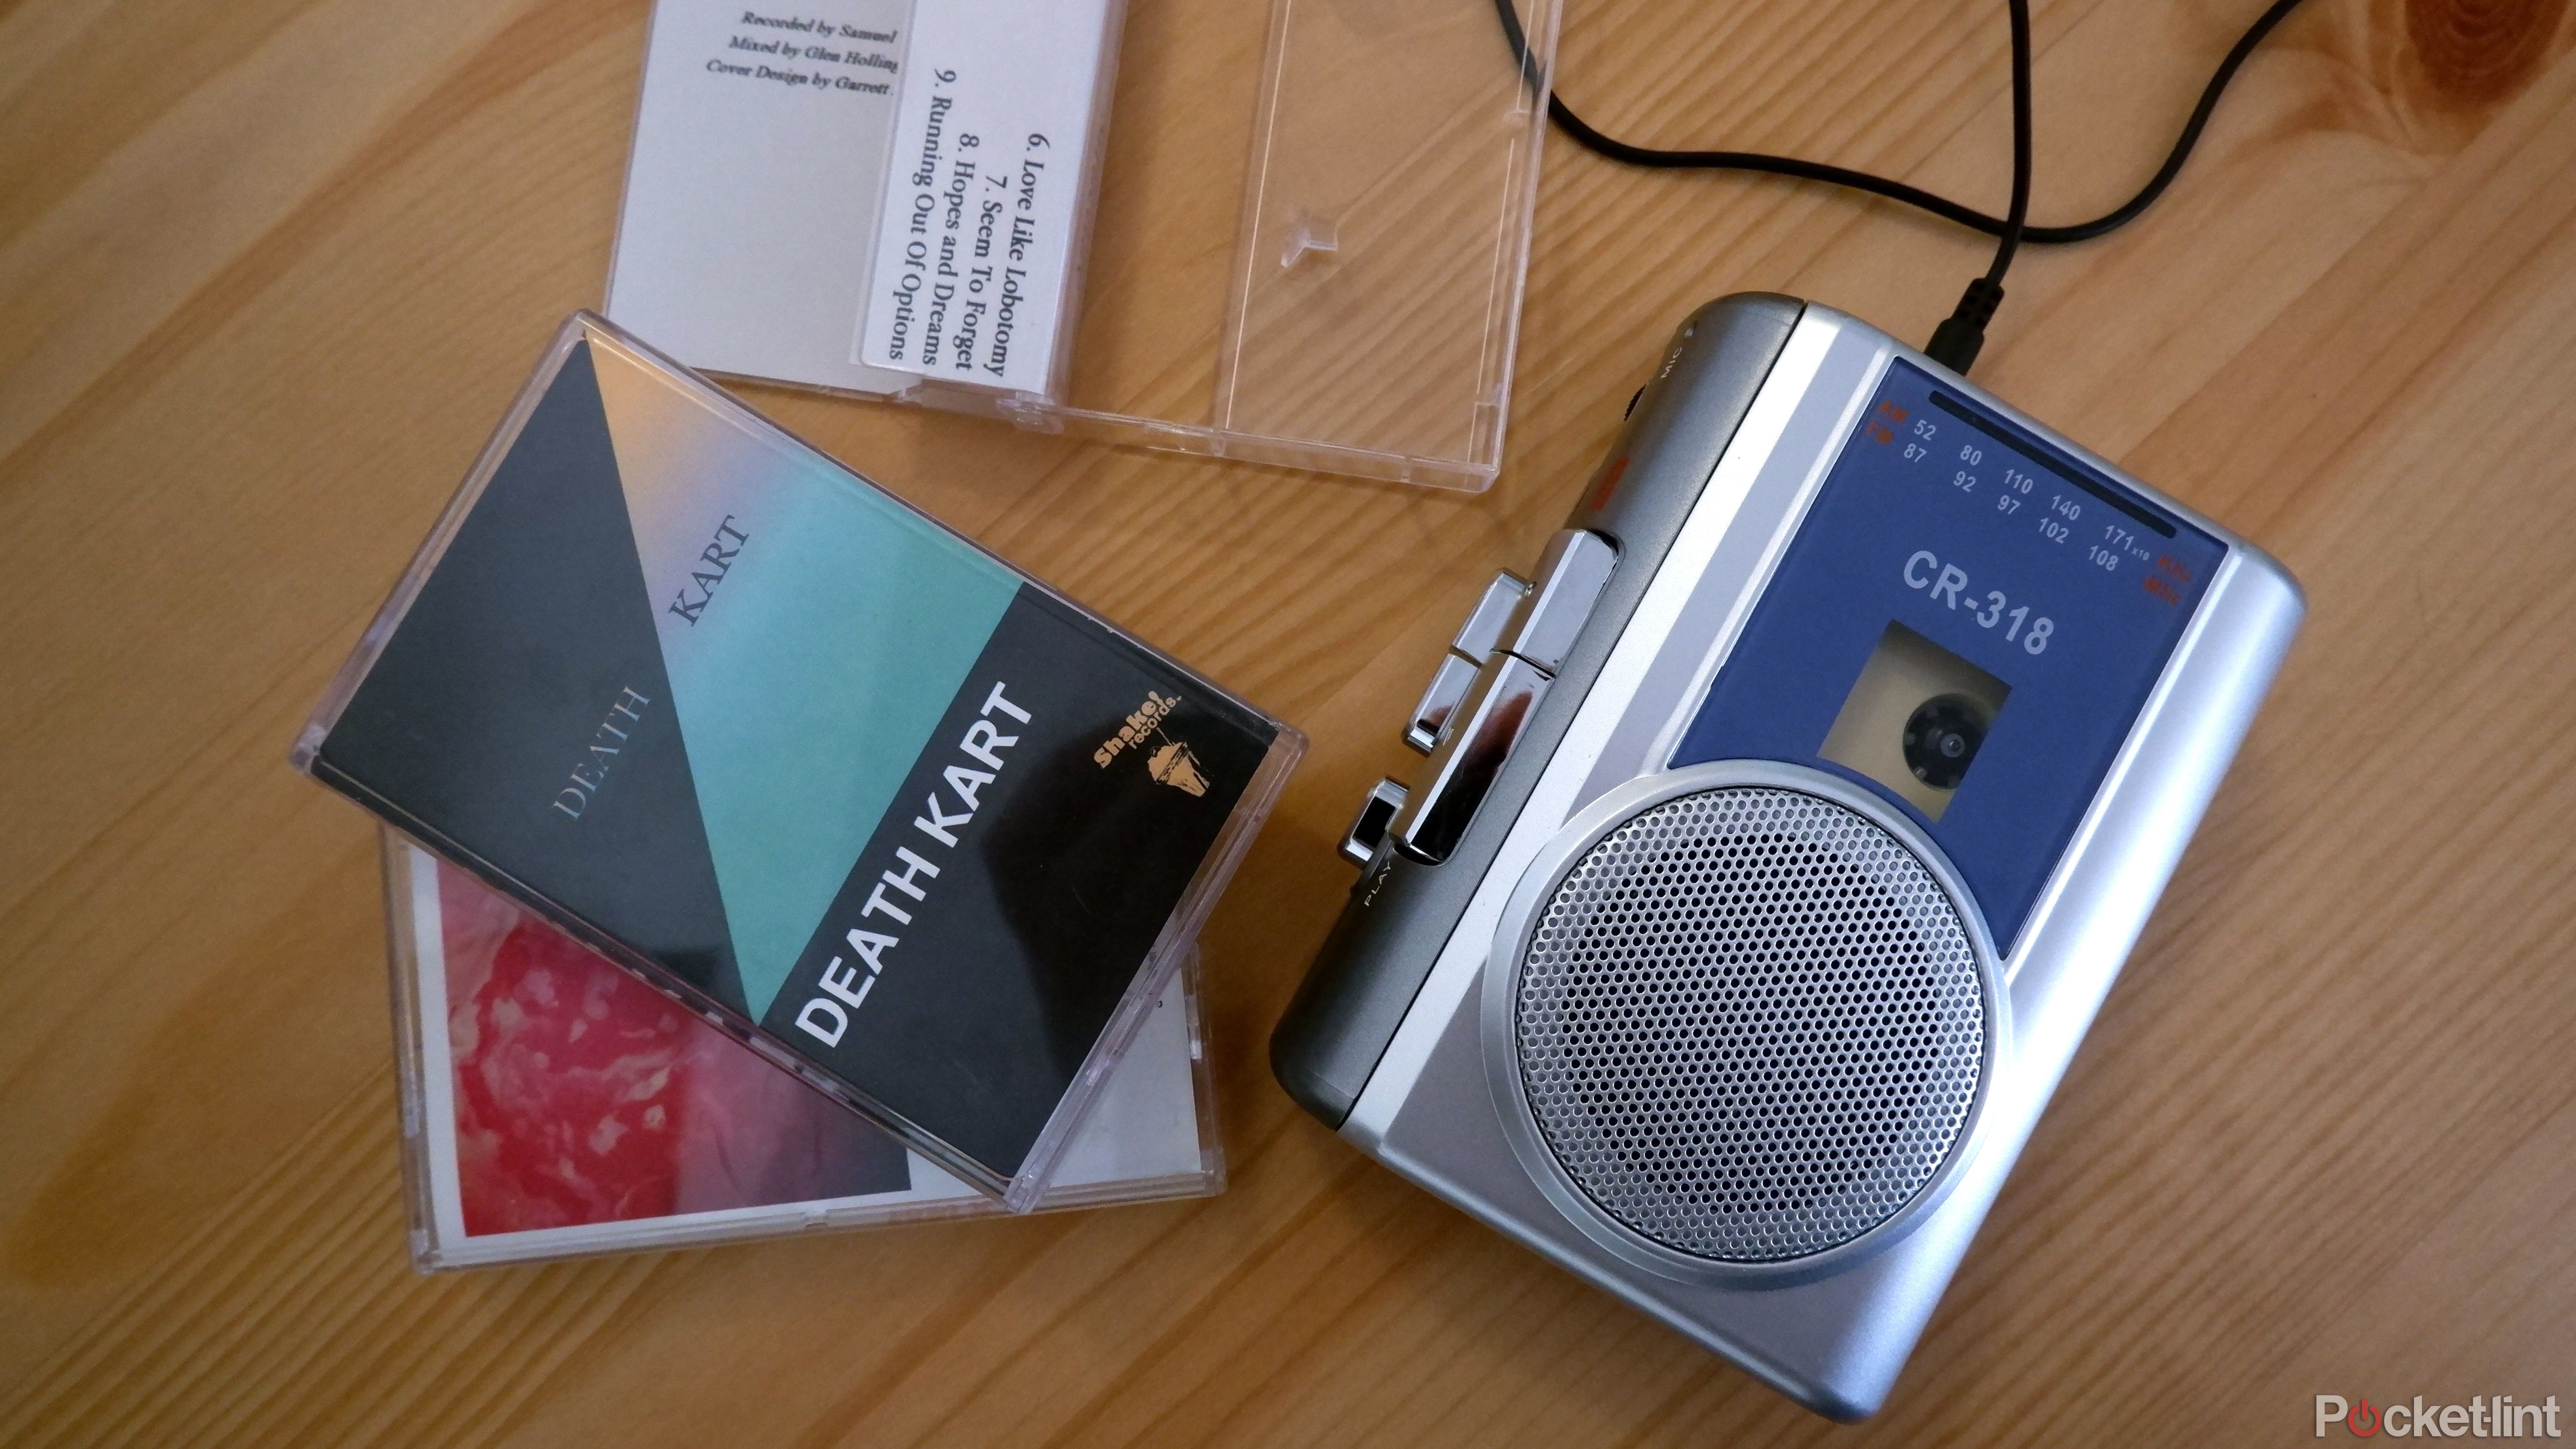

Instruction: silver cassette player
[1272,294,2303,1419]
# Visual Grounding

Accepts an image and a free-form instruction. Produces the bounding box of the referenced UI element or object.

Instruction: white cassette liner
[605,0,1565,491]
[385,835,1226,1270]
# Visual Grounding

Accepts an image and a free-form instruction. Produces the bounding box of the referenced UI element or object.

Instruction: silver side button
[1390,655,1551,863]
[1454,571,1531,664]
[1379,532,1616,866]
[1498,529,1617,674]
[1340,779,1411,866]
[1405,652,1481,753]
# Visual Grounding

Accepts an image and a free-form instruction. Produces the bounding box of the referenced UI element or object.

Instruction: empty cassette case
[297,311,1300,1210]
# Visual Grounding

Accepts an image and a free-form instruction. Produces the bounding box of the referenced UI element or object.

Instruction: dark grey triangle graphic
[316,341,745,1009]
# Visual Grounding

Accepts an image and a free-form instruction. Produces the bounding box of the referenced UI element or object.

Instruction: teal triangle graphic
[591,342,1020,1018]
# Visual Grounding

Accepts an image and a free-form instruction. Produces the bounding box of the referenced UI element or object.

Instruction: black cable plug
[1926,277,2005,373]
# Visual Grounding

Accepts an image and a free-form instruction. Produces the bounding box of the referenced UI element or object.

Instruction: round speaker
[1485,761,2001,1284]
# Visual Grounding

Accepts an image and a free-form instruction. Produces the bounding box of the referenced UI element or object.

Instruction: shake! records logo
[1094,690,1209,796]
[2317,1394,2561,1437]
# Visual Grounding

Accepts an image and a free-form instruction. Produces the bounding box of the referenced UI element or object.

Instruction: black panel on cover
[315,344,746,1009]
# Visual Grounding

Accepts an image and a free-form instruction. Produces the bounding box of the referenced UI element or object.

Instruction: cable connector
[1926,277,2005,374]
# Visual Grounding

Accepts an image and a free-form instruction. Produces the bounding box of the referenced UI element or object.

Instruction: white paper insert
[854,0,1115,393]
[606,0,925,395]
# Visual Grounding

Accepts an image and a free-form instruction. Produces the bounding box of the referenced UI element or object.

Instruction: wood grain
[5,0,2574,1442]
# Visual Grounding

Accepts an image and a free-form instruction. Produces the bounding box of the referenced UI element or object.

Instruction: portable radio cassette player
[1271,293,2304,1419]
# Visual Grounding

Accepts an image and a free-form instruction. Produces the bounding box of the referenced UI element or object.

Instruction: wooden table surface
[7,0,2576,1442]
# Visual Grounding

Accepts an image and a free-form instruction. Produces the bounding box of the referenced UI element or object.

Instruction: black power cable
[1926,0,2032,372]
[1495,0,2315,370]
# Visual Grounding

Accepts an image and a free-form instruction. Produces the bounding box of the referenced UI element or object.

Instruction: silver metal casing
[1273,295,2305,1419]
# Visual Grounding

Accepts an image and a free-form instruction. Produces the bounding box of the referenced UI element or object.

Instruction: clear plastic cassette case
[604,0,1564,489]
[386,836,1224,1270]
[296,312,1299,1211]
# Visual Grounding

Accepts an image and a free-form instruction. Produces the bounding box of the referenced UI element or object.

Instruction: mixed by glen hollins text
[702,9,900,97]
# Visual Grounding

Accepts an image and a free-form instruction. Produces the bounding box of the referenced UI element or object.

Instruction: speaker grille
[1514,786,1985,1264]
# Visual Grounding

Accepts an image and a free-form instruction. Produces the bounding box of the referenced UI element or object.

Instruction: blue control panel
[1672,360,2228,949]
